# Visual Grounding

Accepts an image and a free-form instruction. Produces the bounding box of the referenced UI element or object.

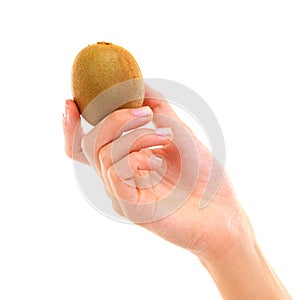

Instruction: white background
[0,0,299,299]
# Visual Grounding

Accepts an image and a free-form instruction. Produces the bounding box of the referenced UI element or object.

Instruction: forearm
[200,238,291,300]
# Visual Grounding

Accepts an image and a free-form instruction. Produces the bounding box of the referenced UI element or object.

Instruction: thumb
[62,100,89,164]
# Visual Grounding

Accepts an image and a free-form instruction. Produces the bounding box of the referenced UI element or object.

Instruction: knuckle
[139,148,152,157]
[98,147,109,167]
[107,165,118,181]
[108,109,124,124]
[129,151,144,165]
[65,148,73,159]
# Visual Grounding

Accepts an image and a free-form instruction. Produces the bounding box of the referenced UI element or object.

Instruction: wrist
[198,234,291,299]
[192,203,256,263]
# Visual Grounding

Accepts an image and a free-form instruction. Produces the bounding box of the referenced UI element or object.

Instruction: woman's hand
[63,85,251,260]
[63,85,291,299]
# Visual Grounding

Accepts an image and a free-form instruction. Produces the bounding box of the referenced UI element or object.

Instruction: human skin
[63,85,291,299]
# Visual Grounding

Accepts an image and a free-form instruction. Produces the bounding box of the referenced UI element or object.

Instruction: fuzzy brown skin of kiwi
[72,42,144,125]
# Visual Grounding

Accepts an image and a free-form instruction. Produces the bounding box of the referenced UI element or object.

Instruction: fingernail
[150,155,163,169]
[131,106,152,117]
[65,102,69,121]
[154,127,173,137]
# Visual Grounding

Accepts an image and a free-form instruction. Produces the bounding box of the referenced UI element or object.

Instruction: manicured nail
[131,106,152,117]
[150,155,163,169]
[154,127,173,137]
[65,102,69,121]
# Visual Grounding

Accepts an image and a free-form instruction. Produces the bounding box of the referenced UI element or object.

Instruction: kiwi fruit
[71,42,144,125]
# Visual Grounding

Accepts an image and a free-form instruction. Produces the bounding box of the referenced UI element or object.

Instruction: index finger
[81,106,153,172]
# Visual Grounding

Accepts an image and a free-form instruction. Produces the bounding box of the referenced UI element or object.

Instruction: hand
[63,85,252,260]
[63,85,291,299]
